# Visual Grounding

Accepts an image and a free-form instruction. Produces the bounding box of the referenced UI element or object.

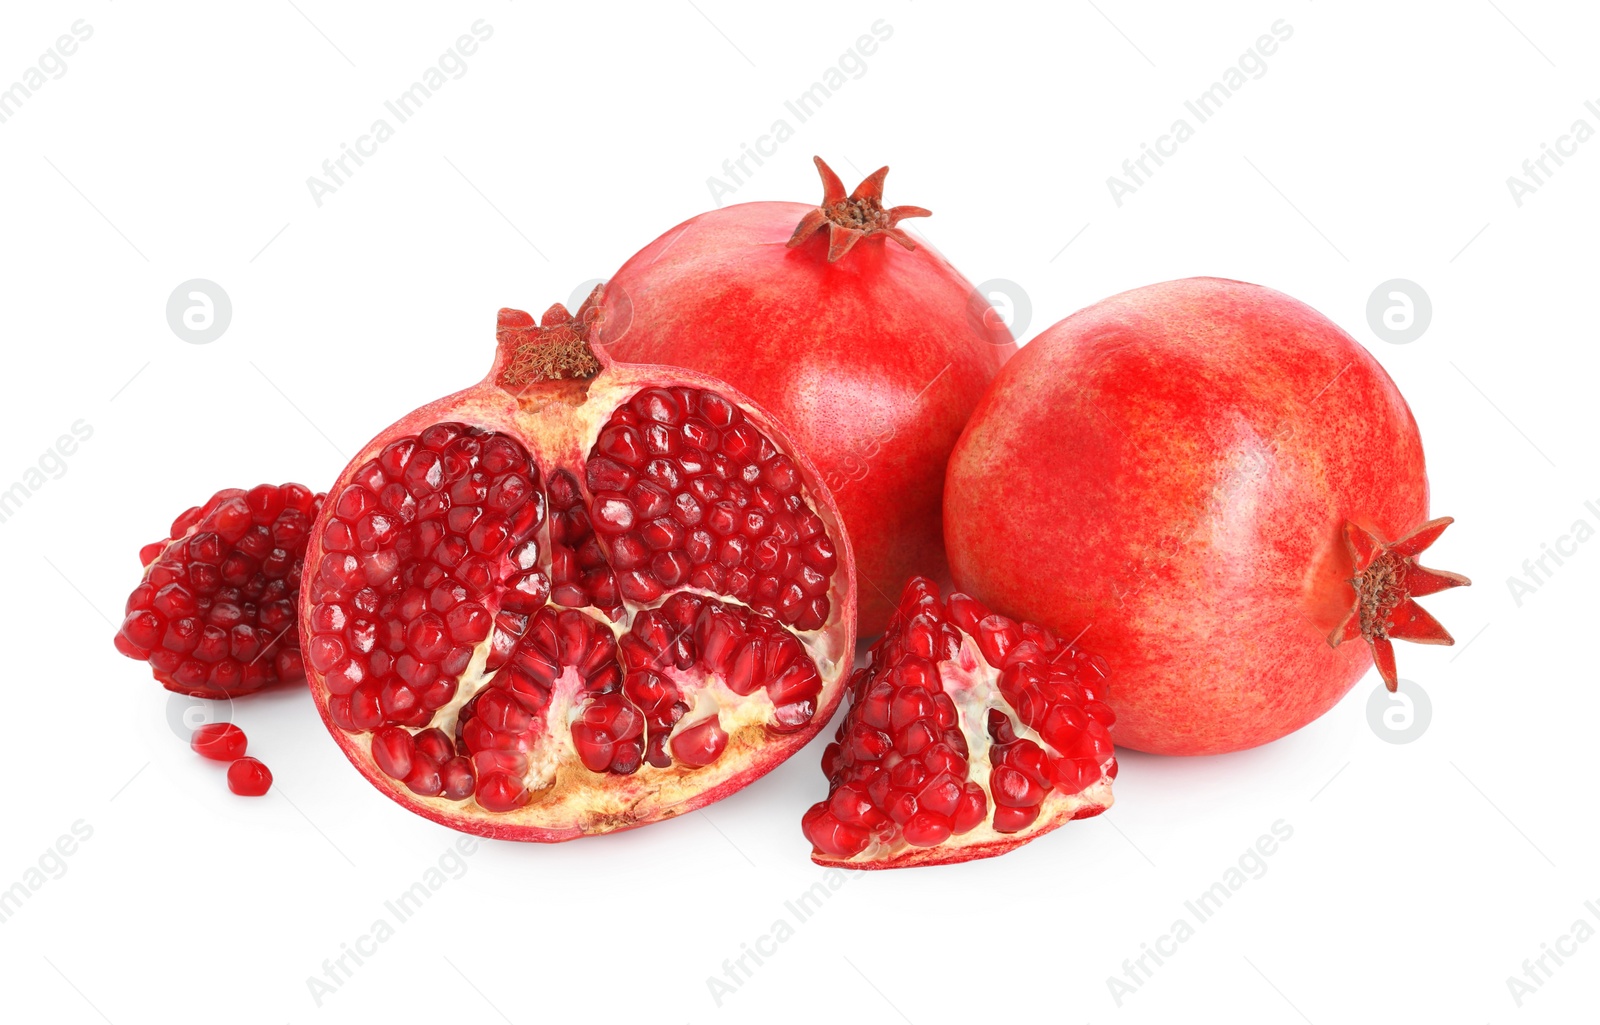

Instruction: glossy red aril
[227,757,273,796]
[803,578,1115,869]
[301,290,855,841]
[114,484,324,697]
[191,723,248,762]
[597,157,1016,635]
[944,278,1470,755]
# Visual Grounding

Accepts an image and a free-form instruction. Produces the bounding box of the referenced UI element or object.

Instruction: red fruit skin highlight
[945,277,1465,756]
[599,159,1015,635]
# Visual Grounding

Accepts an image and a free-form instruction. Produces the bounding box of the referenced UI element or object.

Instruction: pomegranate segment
[301,294,854,841]
[803,578,1115,869]
[114,484,324,698]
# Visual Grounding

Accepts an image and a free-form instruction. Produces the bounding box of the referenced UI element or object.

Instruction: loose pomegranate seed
[802,577,1116,868]
[227,757,273,796]
[191,723,247,761]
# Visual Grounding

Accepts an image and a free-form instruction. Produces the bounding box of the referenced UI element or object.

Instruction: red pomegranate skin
[599,192,1015,635]
[945,278,1433,755]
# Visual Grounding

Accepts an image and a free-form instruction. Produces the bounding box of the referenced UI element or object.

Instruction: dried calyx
[786,156,931,262]
[1330,517,1470,691]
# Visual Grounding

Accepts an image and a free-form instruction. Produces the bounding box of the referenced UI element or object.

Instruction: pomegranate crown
[1328,517,1470,692]
[495,286,607,388]
[786,156,931,263]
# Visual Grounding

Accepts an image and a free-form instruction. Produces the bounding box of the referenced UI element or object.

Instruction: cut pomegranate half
[804,577,1115,868]
[301,289,855,841]
[114,484,324,698]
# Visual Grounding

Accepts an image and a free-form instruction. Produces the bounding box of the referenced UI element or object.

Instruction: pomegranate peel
[786,156,931,262]
[803,577,1115,869]
[1329,516,1470,691]
[301,289,855,841]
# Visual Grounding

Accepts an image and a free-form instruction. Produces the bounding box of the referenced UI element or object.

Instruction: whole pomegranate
[597,157,1015,635]
[803,577,1115,869]
[944,278,1468,756]
[299,289,855,839]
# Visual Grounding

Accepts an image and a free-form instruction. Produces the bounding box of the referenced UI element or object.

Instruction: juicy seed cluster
[310,424,548,733]
[803,578,1117,864]
[547,469,621,617]
[365,593,824,810]
[115,484,323,698]
[586,387,836,631]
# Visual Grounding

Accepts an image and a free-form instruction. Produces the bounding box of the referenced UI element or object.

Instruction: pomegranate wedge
[804,578,1115,868]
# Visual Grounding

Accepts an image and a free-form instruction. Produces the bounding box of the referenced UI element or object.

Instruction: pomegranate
[191,723,248,762]
[114,484,323,698]
[227,757,272,796]
[597,157,1015,636]
[944,277,1469,756]
[802,577,1115,869]
[300,290,855,840]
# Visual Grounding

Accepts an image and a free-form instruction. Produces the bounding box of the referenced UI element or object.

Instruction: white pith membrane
[806,582,1116,868]
[302,352,853,839]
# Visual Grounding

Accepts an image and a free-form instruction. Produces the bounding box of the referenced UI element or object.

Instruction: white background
[1,2,1595,1022]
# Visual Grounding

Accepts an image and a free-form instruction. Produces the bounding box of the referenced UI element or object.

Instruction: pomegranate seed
[476,772,529,811]
[901,811,953,847]
[191,723,247,762]
[440,757,475,801]
[670,717,729,768]
[371,726,415,780]
[801,806,870,859]
[227,757,272,796]
[405,763,443,797]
